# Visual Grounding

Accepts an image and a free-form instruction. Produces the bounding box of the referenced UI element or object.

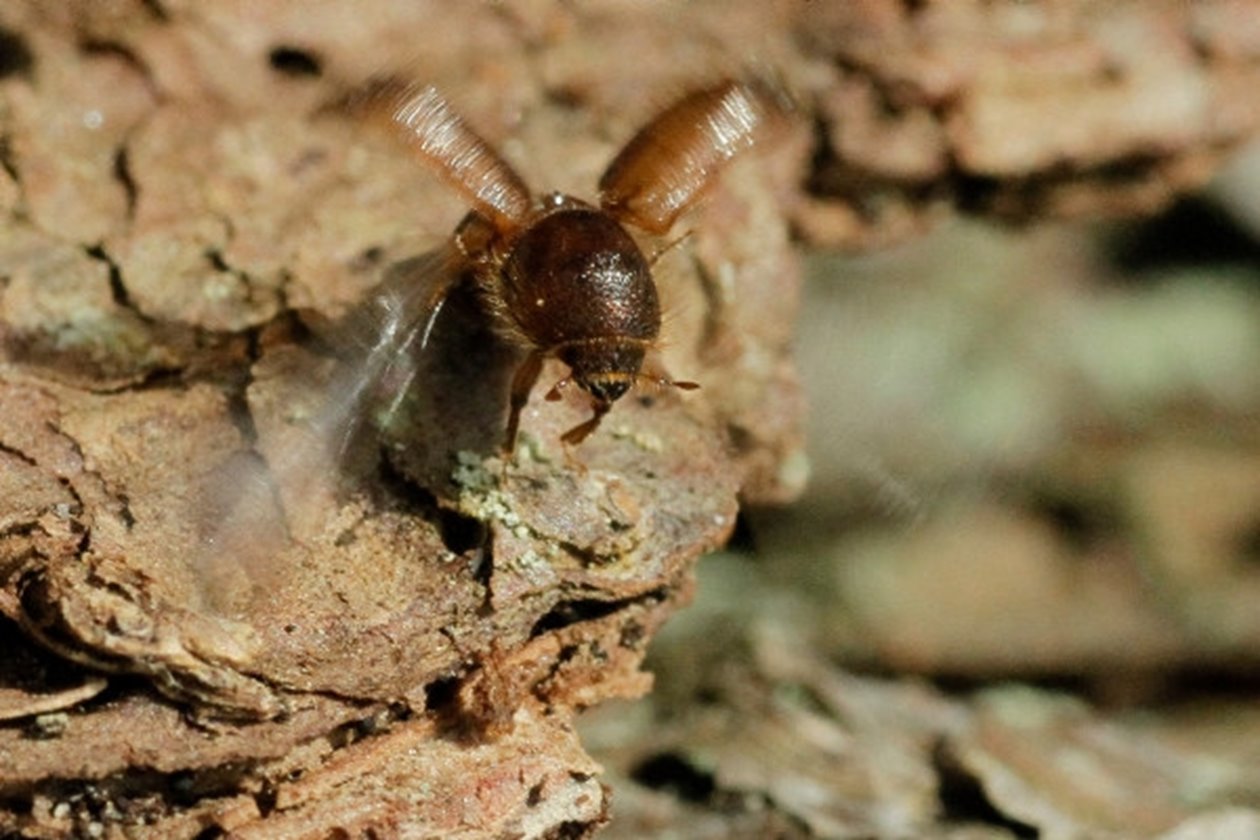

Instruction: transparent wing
[196,245,463,580]
[599,79,789,235]
[313,244,466,464]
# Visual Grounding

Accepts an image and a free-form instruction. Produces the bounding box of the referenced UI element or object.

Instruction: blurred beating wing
[311,243,466,464]
[196,245,464,589]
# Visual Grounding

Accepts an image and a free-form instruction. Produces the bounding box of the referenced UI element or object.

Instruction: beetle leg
[545,376,572,401]
[504,349,546,455]
[561,400,612,446]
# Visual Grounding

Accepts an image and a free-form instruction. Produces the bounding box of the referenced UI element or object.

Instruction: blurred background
[583,140,1260,838]
[766,154,1260,687]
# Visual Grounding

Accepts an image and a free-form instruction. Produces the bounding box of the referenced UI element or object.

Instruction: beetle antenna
[649,229,694,267]
[634,371,699,393]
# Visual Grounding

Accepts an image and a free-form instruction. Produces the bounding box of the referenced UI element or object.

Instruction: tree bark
[2,1,1258,836]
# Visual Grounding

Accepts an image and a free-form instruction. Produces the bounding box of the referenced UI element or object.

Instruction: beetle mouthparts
[581,373,634,404]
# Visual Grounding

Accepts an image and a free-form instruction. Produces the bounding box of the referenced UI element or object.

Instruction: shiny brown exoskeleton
[364,79,785,451]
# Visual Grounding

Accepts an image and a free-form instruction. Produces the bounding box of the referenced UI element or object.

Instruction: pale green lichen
[507,546,553,578]
[452,449,499,495]
[609,424,664,453]
[451,450,564,572]
[451,450,529,538]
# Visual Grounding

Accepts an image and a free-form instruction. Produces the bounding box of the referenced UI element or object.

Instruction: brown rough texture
[586,572,1260,838]
[795,0,1260,248]
[2,1,1260,837]
[0,1,799,836]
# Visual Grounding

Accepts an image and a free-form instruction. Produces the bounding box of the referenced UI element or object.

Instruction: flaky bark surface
[2,1,1259,837]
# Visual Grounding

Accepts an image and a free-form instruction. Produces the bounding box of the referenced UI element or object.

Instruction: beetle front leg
[560,400,612,446]
[504,350,545,455]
